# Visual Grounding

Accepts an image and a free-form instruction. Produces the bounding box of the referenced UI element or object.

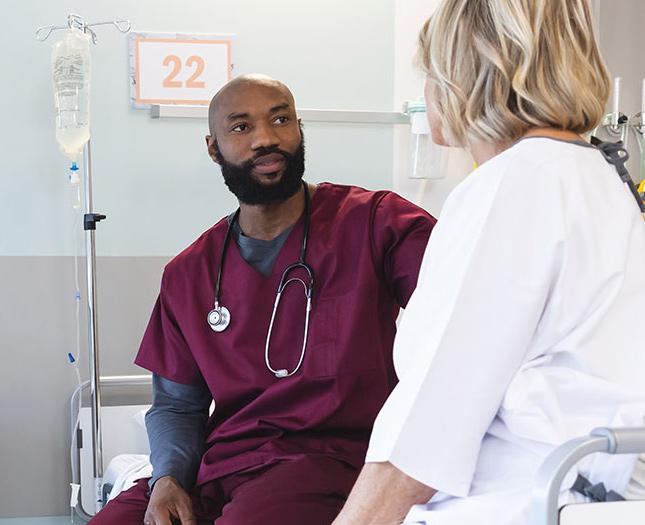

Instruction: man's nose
[251,123,279,151]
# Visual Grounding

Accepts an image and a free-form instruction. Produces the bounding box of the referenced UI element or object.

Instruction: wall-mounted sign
[129,33,234,108]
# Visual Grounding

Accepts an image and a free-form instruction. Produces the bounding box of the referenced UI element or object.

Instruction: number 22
[162,55,206,89]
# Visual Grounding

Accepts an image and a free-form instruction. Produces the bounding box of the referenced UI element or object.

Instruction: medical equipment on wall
[596,77,645,189]
[407,100,446,180]
[409,101,431,179]
[592,77,645,216]
[631,79,645,186]
[37,13,131,521]
[208,181,315,379]
[595,78,629,142]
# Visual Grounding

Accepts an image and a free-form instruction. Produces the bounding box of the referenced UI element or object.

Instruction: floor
[0,518,86,524]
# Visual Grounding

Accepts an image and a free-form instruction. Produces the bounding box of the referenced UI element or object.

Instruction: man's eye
[273,116,289,124]
[231,123,248,132]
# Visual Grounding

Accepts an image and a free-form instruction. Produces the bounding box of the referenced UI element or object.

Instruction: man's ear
[205,134,221,165]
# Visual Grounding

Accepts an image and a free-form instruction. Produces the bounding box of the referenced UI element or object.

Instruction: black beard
[216,134,306,205]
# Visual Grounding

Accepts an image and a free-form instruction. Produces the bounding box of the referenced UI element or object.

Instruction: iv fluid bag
[52,28,91,161]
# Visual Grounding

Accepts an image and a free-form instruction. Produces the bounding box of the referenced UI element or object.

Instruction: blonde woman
[333,0,645,524]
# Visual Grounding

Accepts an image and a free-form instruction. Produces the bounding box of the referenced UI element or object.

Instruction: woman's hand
[332,462,436,525]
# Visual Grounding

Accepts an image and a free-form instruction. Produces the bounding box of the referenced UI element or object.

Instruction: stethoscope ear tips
[275,369,289,378]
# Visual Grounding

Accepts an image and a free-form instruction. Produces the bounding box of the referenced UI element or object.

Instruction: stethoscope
[207,181,315,379]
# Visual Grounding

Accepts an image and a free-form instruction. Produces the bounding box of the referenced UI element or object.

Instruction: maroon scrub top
[135,183,435,486]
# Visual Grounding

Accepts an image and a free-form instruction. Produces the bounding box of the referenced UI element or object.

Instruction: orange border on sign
[135,37,233,106]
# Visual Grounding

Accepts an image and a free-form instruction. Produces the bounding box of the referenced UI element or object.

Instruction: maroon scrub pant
[88,455,359,525]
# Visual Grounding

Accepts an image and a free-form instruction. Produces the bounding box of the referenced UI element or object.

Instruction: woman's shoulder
[473,137,611,191]
[487,136,597,172]
[444,137,609,217]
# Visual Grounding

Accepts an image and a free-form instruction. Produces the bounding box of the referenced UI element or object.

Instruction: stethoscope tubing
[209,180,315,378]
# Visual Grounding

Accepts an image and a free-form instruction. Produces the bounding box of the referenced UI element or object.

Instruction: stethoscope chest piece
[207,305,230,332]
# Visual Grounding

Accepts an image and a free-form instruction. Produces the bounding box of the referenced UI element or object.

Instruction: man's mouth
[252,153,286,175]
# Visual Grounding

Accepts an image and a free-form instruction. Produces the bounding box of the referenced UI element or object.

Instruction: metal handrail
[150,104,409,124]
[530,426,645,525]
[70,374,152,520]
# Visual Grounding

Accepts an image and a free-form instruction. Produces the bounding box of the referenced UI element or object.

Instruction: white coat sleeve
[366,157,566,497]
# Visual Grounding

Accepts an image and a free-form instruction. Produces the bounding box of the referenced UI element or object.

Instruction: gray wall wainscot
[0,256,167,517]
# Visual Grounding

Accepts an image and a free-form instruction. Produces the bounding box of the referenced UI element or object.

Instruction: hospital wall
[2,0,644,519]
[0,0,395,517]
[593,1,645,180]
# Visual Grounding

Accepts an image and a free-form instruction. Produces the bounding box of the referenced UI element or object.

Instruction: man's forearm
[147,375,211,490]
[333,462,436,525]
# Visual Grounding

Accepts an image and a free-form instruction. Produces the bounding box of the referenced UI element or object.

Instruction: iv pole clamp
[84,213,107,231]
[36,12,130,519]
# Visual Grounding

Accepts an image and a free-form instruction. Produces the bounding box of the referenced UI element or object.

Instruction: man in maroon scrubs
[90,74,435,525]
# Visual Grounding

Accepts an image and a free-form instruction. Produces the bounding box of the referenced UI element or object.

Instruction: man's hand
[144,476,197,525]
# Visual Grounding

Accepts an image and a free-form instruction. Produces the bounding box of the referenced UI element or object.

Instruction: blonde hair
[418,0,611,147]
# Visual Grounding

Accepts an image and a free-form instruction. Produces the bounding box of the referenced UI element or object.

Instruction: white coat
[366,137,645,525]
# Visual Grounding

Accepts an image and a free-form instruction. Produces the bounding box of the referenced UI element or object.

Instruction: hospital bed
[72,375,152,520]
[72,377,645,523]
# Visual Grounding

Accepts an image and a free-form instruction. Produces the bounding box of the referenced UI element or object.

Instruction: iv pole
[83,138,106,516]
[36,14,131,518]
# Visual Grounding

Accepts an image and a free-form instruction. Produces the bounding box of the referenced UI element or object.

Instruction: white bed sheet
[103,453,152,502]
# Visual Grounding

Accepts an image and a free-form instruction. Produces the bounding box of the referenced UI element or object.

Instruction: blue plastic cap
[70,162,79,171]
[67,353,76,364]
[407,101,427,114]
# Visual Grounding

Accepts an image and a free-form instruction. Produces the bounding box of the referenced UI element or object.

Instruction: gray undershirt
[146,220,293,490]
[230,215,294,277]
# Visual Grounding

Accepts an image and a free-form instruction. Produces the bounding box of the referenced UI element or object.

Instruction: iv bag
[52,28,91,161]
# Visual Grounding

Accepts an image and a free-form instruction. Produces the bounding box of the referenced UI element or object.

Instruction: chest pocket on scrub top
[304,292,379,378]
